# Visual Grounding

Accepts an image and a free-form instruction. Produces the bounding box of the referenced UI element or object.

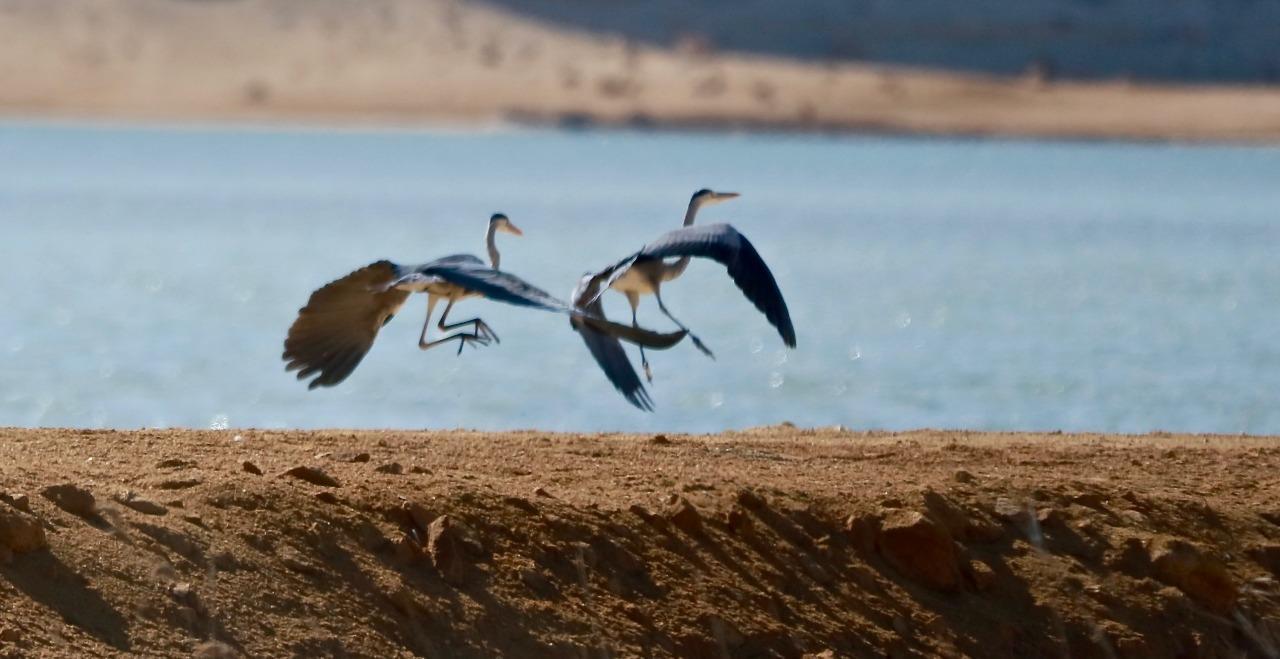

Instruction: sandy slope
[1,427,1279,657]
[2,0,1280,142]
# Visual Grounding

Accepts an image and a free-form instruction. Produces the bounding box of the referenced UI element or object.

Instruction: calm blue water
[1,121,1277,434]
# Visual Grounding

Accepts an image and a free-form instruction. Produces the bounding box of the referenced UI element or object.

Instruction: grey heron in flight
[582,221,796,382]
[607,188,737,379]
[282,214,686,399]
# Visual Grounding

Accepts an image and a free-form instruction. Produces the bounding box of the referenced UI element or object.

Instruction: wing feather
[625,224,797,347]
[575,299,653,411]
[282,261,409,389]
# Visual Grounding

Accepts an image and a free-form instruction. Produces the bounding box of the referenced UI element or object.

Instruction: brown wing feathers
[282,261,408,389]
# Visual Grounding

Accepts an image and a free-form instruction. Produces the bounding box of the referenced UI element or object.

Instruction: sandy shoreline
[2,427,1279,657]
[4,0,1280,144]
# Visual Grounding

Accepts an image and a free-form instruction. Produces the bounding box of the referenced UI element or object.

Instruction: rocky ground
[2,427,1280,657]
[3,0,1280,142]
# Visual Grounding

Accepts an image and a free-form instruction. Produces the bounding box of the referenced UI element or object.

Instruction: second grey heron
[610,188,738,379]
[584,222,796,381]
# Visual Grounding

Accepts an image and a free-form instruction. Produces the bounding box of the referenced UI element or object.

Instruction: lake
[1,121,1277,434]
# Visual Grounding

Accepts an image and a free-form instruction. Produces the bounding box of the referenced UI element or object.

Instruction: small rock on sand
[153,478,202,490]
[0,493,30,512]
[427,515,470,585]
[1149,537,1237,614]
[374,462,403,475]
[736,489,765,510]
[0,506,47,556]
[113,488,167,516]
[113,491,167,516]
[725,507,753,536]
[965,559,997,591]
[403,502,434,532]
[503,496,538,514]
[876,510,961,591]
[40,483,96,518]
[923,491,1001,543]
[665,497,703,534]
[281,466,339,488]
[242,461,263,475]
[169,582,205,614]
[314,491,339,505]
[533,487,553,498]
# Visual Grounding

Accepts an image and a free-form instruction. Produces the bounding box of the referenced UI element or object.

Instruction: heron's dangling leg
[437,298,500,344]
[628,292,651,382]
[419,295,488,353]
[654,290,714,359]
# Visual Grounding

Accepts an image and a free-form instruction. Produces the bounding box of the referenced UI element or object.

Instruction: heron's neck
[485,223,500,270]
[664,200,702,278]
[682,200,702,227]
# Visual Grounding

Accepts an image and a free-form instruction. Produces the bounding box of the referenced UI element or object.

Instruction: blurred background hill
[2,0,1279,139]
[489,0,1280,82]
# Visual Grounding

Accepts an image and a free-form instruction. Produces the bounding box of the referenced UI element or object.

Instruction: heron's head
[691,188,740,207]
[489,213,523,236]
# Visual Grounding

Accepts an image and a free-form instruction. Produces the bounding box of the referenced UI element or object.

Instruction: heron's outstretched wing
[576,299,653,411]
[594,223,796,348]
[421,262,571,313]
[283,261,409,389]
[424,263,688,349]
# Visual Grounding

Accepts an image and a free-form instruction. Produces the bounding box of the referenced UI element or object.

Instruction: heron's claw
[690,335,715,359]
[455,333,489,356]
[477,320,500,344]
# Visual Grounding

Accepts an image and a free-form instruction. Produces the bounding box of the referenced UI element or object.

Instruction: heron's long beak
[713,192,740,202]
[503,222,524,236]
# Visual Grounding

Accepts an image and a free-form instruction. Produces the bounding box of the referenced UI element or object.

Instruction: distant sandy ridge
[2,0,1280,142]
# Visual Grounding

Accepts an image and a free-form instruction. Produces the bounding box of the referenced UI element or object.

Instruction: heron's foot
[455,333,489,356]
[689,334,715,359]
[476,320,500,344]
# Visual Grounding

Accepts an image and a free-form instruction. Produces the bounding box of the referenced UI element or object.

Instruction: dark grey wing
[575,298,653,412]
[637,223,796,348]
[425,263,689,349]
[421,262,572,313]
[580,316,687,349]
[283,261,410,389]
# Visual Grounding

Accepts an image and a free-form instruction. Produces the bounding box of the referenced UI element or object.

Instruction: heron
[282,214,686,398]
[583,221,796,381]
[606,188,738,379]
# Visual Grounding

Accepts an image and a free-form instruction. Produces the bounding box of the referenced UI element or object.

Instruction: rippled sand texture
[2,0,1280,141]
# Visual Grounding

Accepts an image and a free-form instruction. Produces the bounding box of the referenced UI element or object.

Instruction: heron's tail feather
[582,317,686,350]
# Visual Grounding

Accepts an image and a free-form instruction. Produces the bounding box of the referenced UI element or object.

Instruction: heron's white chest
[609,267,656,295]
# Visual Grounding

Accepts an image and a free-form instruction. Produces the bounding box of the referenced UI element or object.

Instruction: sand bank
[1,427,1278,656]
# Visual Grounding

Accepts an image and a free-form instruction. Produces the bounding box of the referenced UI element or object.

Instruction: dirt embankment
[3,0,1280,142]
[2,427,1280,657]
